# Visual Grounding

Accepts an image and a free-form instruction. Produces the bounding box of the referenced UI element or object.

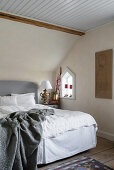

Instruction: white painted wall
[58,22,114,139]
[0,18,77,94]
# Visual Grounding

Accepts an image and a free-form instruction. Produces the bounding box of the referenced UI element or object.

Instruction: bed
[0,81,97,165]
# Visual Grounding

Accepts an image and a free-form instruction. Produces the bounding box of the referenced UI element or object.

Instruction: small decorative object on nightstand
[52,91,59,101]
[40,80,52,104]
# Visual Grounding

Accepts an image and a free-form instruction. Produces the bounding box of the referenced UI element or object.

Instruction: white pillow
[11,93,36,106]
[12,93,35,97]
[0,96,17,106]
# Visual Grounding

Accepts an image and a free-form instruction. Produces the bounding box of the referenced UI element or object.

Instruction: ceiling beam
[0,11,85,36]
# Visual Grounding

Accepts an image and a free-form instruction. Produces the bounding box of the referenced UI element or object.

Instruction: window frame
[60,68,76,100]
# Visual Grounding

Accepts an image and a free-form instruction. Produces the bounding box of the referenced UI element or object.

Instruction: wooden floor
[38,137,114,170]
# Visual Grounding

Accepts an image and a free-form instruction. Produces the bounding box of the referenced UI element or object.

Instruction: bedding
[0,108,54,170]
[0,104,97,139]
[37,126,97,164]
[11,93,36,106]
[12,92,35,96]
[0,96,17,106]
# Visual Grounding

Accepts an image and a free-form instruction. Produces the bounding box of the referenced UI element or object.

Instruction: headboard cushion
[0,81,38,103]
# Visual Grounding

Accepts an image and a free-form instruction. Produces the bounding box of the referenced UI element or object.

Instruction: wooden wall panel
[95,49,113,99]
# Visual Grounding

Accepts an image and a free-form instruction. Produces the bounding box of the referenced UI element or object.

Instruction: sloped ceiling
[0,0,114,32]
[0,18,78,72]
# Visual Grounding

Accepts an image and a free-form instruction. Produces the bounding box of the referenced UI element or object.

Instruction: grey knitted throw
[0,109,54,170]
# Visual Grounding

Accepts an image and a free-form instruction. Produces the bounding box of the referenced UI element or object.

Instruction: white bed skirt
[37,125,97,164]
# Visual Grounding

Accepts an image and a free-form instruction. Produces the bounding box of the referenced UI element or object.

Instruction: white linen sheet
[0,104,97,138]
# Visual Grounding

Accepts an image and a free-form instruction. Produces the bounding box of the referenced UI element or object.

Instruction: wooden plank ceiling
[0,0,114,34]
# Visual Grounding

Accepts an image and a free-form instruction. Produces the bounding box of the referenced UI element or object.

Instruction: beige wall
[0,18,77,99]
[58,22,114,139]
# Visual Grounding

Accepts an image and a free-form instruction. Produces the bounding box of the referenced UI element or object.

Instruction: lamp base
[40,89,50,105]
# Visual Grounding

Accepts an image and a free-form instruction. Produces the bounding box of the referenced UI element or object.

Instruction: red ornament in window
[70,85,72,89]
[65,84,68,88]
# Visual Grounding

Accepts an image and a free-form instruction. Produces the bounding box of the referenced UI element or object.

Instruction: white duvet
[0,104,97,138]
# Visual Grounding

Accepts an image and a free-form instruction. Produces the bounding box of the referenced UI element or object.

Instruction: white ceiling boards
[0,0,114,32]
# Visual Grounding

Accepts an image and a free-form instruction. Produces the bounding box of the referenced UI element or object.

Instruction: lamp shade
[41,80,52,90]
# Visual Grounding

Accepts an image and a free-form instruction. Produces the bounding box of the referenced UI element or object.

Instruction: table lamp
[40,80,52,104]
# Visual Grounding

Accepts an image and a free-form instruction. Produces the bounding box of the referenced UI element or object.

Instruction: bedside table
[47,104,59,109]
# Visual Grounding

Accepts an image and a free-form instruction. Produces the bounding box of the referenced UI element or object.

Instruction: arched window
[61,68,75,99]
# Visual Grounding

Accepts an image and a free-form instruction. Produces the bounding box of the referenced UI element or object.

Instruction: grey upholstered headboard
[0,81,38,103]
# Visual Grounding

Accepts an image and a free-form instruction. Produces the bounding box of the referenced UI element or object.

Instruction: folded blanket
[0,109,54,170]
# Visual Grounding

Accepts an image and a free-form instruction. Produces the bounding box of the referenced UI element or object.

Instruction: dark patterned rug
[48,156,113,170]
